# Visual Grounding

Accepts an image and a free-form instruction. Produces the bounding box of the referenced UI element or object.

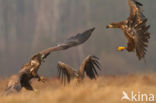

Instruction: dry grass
[0,74,156,103]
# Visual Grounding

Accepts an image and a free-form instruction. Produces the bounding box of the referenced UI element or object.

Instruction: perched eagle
[106,0,150,60]
[4,28,95,95]
[57,55,101,85]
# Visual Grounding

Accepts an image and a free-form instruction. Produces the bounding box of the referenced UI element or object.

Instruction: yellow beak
[117,46,126,51]
[106,24,113,28]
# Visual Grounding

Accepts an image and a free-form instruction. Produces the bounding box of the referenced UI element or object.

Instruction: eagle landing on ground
[57,55,101,85]
[4,28,95,95]
[106,0,150,60]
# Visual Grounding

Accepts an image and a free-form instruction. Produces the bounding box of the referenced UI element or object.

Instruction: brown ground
[0,73,156,103]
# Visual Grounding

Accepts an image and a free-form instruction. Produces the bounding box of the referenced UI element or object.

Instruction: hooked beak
[106,24,113,29]
[106,25,109,29]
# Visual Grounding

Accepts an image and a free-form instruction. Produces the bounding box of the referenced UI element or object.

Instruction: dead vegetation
[0,74,156,103]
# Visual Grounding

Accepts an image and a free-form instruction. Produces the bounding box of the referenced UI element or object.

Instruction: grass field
[0,74,156,103]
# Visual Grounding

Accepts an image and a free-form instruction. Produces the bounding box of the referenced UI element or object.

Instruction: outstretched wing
[38,27,95,60]
[4,74,22,95]
[128,0,145,23]
[133,19,150,60]
[79,55,101,79]
[126,15,150,60]
[57,61,76,84]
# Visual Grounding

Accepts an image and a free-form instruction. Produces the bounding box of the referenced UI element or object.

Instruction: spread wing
[4,74,22,95]
[79,55,101,79]
[126,15,150,60]
[37,27,95,61]
[133,19,150,60]
[4,70,35,95]
[57,61,76,84]
[128,0,145,23]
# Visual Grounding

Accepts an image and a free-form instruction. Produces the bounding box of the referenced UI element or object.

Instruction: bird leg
[117,46,126,51]
[31,71,47,83]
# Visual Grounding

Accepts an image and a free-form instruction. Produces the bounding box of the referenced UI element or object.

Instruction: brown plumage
[106,0,150,60]
[57,55,101,85]
[4,28,95,95]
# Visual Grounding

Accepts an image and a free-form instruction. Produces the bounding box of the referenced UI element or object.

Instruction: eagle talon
[117,46,126,51]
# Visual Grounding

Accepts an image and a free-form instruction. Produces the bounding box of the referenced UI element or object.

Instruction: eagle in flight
[4,28,95,95]
[106,0,150,60]
[57,55,101,85]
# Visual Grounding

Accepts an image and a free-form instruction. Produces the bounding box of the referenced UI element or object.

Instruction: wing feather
[128,0,145,23]
[38,28,95,60]
[134,21,150,60]
[127,17,150,60]
[57,61,76,84]
[4,74,22,95]
[79,55,101,79]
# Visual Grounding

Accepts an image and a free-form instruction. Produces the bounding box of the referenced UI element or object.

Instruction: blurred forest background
[0,0,155,77]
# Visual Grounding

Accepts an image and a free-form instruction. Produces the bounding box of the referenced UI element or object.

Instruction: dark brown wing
[57,61,76,84]
[38,27,95,60]
[126,15,150,60]
[133,19,150,60]
[79,55,101,79]
[125,0,150,60]
[128,0,145,23]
